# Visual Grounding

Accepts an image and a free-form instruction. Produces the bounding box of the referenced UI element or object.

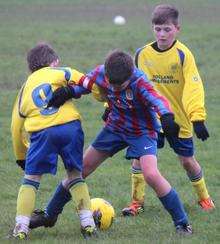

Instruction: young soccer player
[121,4,214,216]
[11,43,98,239]
[30,50,193,234]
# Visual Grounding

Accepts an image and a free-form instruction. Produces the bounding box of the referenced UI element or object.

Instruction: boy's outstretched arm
[47,73,107,108]
[47,85,90,108]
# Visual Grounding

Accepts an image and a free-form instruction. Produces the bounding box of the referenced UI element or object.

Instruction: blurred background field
[0,0,220,243]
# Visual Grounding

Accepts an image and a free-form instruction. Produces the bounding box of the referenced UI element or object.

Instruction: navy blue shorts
[157,133,194,157]
[25,120,84,175]
[92,127,157,159]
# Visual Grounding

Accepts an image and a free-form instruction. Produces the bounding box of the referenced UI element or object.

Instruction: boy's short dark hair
[27,42,59,73]
[104,50,134,85]
[152,4,179,26]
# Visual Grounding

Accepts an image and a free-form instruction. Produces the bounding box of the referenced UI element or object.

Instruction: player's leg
[122,132,165,216]
[167,136,214,210]
[29,146,110,230]
[63,169,97,239]
[14,127,59,239]
[82,145,110,178]
[140,155,192,234]
[179,155,214,210]
[126,135,192,234]
[13,174,41,239]
[29,126,117,229]
[122,159,145,216]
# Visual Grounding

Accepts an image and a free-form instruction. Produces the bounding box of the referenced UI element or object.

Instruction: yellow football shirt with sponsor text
[135,40,206,138]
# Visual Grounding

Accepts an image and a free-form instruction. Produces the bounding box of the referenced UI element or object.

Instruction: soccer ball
[91,198,115,230]
[113,15,126,25]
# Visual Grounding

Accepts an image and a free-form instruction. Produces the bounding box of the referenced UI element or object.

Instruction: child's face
[111,80,130,91]
[106,76,130,91]
[152,22,180,50]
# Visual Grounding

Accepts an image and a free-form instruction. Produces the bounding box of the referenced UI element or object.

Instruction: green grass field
[0,0,220,243]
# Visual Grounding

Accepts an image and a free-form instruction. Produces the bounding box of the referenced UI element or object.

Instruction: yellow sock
[192,177,209,201]
[131,173,145,204]
[69,181,91,211]
[17,185,36,217]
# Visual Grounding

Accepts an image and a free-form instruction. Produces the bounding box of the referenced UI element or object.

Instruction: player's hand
[102,108,111,122]
[47,86,74,108]
[160,113,180,137]
[193,121,209,141]
[16,160,25,170]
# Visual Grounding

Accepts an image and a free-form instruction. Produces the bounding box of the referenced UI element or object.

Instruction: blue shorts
[25,120,84,175]
[157,133,194,157]
[92,127,157,159]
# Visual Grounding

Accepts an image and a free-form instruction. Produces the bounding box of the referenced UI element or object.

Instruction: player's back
[19,67,81,132]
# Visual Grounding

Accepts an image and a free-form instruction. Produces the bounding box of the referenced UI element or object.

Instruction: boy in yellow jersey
[122,4,214,216]
[11,43,97,239]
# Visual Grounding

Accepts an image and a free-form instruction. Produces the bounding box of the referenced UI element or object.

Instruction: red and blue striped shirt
[79,65,172,137]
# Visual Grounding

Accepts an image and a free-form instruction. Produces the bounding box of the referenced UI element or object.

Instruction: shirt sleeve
[75,66,107,102]
[11,91,28,160]
[182,51,206,122]
[137,78,173,117]
[68,68,85,84]
[68,85,90,98]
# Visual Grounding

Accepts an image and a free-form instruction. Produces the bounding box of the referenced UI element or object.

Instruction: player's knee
[180,156,196,169]
[132,159,141,168]
[66,168,82,180]
[144,171,160,185]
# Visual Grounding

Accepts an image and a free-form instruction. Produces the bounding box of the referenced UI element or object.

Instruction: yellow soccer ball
[91,198,115,230]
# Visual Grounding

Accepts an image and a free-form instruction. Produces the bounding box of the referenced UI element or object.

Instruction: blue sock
[159,188,188,226]
[46,182,72,218]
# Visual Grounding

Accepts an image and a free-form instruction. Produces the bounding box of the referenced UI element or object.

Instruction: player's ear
[105,75,110,83]
[50,59,59,67]
[176,24,180,32]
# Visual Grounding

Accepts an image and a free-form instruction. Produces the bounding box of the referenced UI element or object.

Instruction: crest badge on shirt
[125,89,133,100]
[170,63,179,73]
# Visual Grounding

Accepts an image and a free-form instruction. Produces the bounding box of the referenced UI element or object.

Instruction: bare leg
[139,155,189,229]
[82,146,110,178]
[139,155,171,197]
[178,155,201,175]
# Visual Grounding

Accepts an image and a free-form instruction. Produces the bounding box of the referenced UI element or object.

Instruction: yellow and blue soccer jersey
[135,40,206,138]
[11,67,84,160]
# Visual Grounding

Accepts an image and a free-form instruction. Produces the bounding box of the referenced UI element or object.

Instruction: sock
[159,188,188,226]
[68,178,91,211]
[16,178,39,217]
[188,170,210,201]
[69,178,95,228]
[192,178,209,201]
[46,182,72,218]
[15,216,30,234]
[131,167,145,204]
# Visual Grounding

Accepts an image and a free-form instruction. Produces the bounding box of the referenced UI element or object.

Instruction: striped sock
[188,170,209,200]
[16,178,40,217]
